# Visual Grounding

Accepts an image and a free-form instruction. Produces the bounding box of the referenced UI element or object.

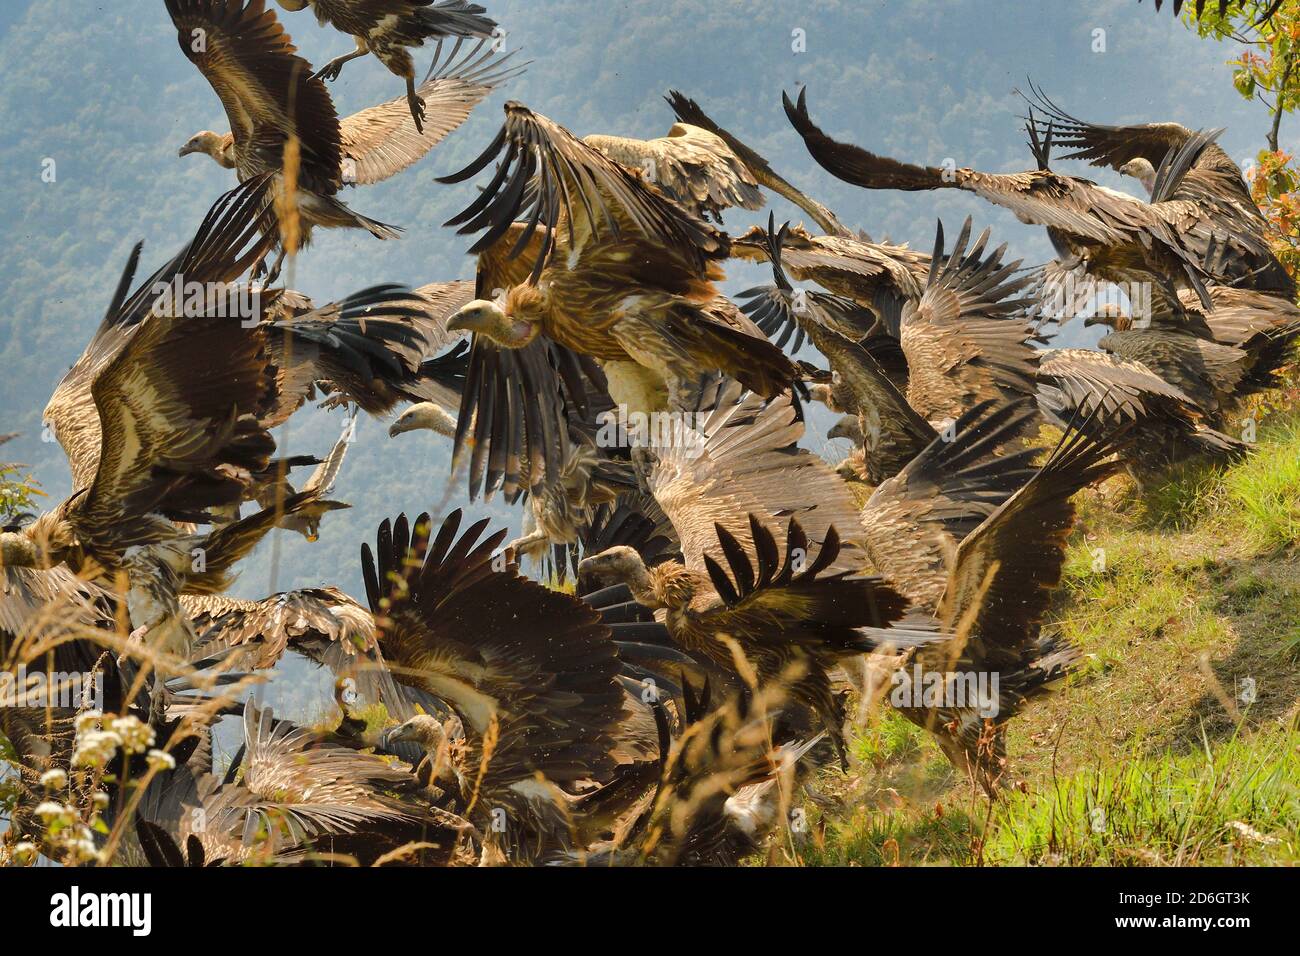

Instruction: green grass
[801,405,1300,867]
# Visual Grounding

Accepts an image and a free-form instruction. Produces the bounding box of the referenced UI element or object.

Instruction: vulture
[863,410,1132,789]
[3,178,429,716]
[1021,85,1292,298]
[1084,309,1253,425]
[732,220,931,337]
[272,1,497,132]
[627,377,867,574]
[169,0,517,277]
[1037,347,1248,477]
[435,101,799,413]
[665,90,852,237]
[136,703,457,866]
[581,122,765,225]
[579,513,937,767]
[784,88,1279,315]
[363,508,626,863]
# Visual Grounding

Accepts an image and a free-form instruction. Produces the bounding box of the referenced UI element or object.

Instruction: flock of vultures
[1,0,1297,867]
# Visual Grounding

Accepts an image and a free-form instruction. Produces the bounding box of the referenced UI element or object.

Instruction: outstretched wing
[649,380,864,575]
[697,515,928,658]
[582,123,762,223]
[45,177,277,492]
[364,509,625,791]
[936,414,1131,672]
[438,101,727,279]
[899,218,1039,420]
[666,90,851,237]
[339,38,523,185]
[166,0,341,189]
[860,400,1040,612]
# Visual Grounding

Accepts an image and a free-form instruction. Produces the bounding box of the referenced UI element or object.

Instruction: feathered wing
[438,101,727,278]
[899,218,1039,421]
[453,224,612,502]
[45,176,277,491]
[364,510,625,805]
[649,381,865,575]
[339,38,523,185]
[165,0,342,190]
[935,418,1130,677]
[665,90,851,237]
[261,283,450,420]
[207,704,422,860]
[582,123,763,222]
[736,218,934,482]
[71,272,280,555]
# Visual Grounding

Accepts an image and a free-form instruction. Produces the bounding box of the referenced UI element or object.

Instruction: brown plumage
[583,124,764,224]
[785,88,1277,313]
[436,101,799,412]
[579,515,935,767]
[860,400,1041,611]
[168,0,401,273]
[666,90,852,237]
[732,221,929,336]
[363,509,625,862]
[880,415,1132,789]
[275,1,497,132]
[897,218,1040,422]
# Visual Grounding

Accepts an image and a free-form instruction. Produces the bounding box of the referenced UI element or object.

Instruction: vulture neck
[208,135,236,169]
[646,562,700,613]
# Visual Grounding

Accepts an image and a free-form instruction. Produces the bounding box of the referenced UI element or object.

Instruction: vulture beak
[446,300,496,334]
[388,420,406,438]
[178,143,197,158]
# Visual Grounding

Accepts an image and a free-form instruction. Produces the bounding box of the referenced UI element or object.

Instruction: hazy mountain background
[0,0,1283,722]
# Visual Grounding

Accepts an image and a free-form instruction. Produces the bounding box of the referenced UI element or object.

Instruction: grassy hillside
[785,385,1300,867]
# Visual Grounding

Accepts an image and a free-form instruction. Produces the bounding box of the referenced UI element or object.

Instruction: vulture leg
[405,75,427,135]
[313,47,367,83]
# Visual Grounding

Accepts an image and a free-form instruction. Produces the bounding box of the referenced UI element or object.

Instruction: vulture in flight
[579,513,936,768]
[364,508,626,863]
[784,88,1278,316]
[665,90,852,237]
[864,410,1133,788]
[732,220,931,337]
[581,121,764,225]
[168,0,517,276]
[1021,85,1293,298]
[436,101,800,412]
[273,0,497,132]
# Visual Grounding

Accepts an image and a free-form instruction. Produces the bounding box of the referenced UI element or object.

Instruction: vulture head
[730,222,815,263]
[807,382,835,408]
[446,295,542,349]
[1118,158,1157,196]
[384,714,451,752]
[388,402,458,439]
[577,546,661,606]
[827,415,863,445]
[273,0,312,11]
[1083,303,1133,332]
[178,131,235,168]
